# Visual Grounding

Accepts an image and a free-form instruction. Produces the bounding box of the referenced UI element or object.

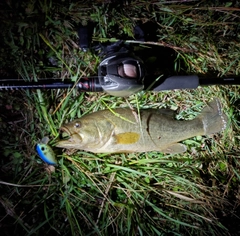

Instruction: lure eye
[41,147,45,151]
[75,123,80,128]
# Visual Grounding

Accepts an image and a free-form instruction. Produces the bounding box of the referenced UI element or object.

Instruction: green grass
[1,0,240,235]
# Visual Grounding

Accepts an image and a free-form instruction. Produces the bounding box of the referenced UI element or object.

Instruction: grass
[0,0,240,235]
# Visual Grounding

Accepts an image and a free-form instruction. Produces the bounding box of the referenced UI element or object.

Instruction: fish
[56,98,228,154]
[36,143,57,165]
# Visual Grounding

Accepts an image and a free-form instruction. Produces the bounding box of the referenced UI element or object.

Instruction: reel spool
[98,52,145,97]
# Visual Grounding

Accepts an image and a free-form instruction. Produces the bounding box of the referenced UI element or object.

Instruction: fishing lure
[36,137,57,165]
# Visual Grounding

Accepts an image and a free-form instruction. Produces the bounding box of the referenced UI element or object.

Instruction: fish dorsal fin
[161,143,187,154]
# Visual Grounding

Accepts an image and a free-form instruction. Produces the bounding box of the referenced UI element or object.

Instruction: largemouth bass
[56,98,227,154]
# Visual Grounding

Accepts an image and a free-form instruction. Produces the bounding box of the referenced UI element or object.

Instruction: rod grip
[152,75,199,91]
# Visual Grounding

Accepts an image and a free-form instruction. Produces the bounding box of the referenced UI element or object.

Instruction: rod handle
[152,75,199,91]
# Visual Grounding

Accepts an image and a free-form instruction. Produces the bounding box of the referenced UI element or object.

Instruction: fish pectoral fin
[161,143,187,154]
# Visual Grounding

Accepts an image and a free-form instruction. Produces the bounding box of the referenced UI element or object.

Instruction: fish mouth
[59,126,73,142]
[57,126,83,148]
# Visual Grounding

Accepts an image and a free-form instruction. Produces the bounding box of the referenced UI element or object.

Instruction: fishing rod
[1,24,239,96]
[0,77,102,92]
[0,72,239,97]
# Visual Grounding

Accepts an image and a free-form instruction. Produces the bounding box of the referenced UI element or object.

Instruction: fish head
[56,117,113,151]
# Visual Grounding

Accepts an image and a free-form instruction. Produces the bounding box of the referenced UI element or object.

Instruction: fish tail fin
[199,98,228,135]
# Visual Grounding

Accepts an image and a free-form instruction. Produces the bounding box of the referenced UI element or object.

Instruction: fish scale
[56,98,228,154]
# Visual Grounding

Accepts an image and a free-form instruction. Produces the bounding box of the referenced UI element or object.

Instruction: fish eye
[75,123,81,128]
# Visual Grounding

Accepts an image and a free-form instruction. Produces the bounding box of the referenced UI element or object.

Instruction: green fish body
[56,98,227,154]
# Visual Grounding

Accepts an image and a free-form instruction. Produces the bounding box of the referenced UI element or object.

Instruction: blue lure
[36,143,57,165]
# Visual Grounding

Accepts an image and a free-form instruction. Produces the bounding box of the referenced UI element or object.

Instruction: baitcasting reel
[98,51,145,96]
